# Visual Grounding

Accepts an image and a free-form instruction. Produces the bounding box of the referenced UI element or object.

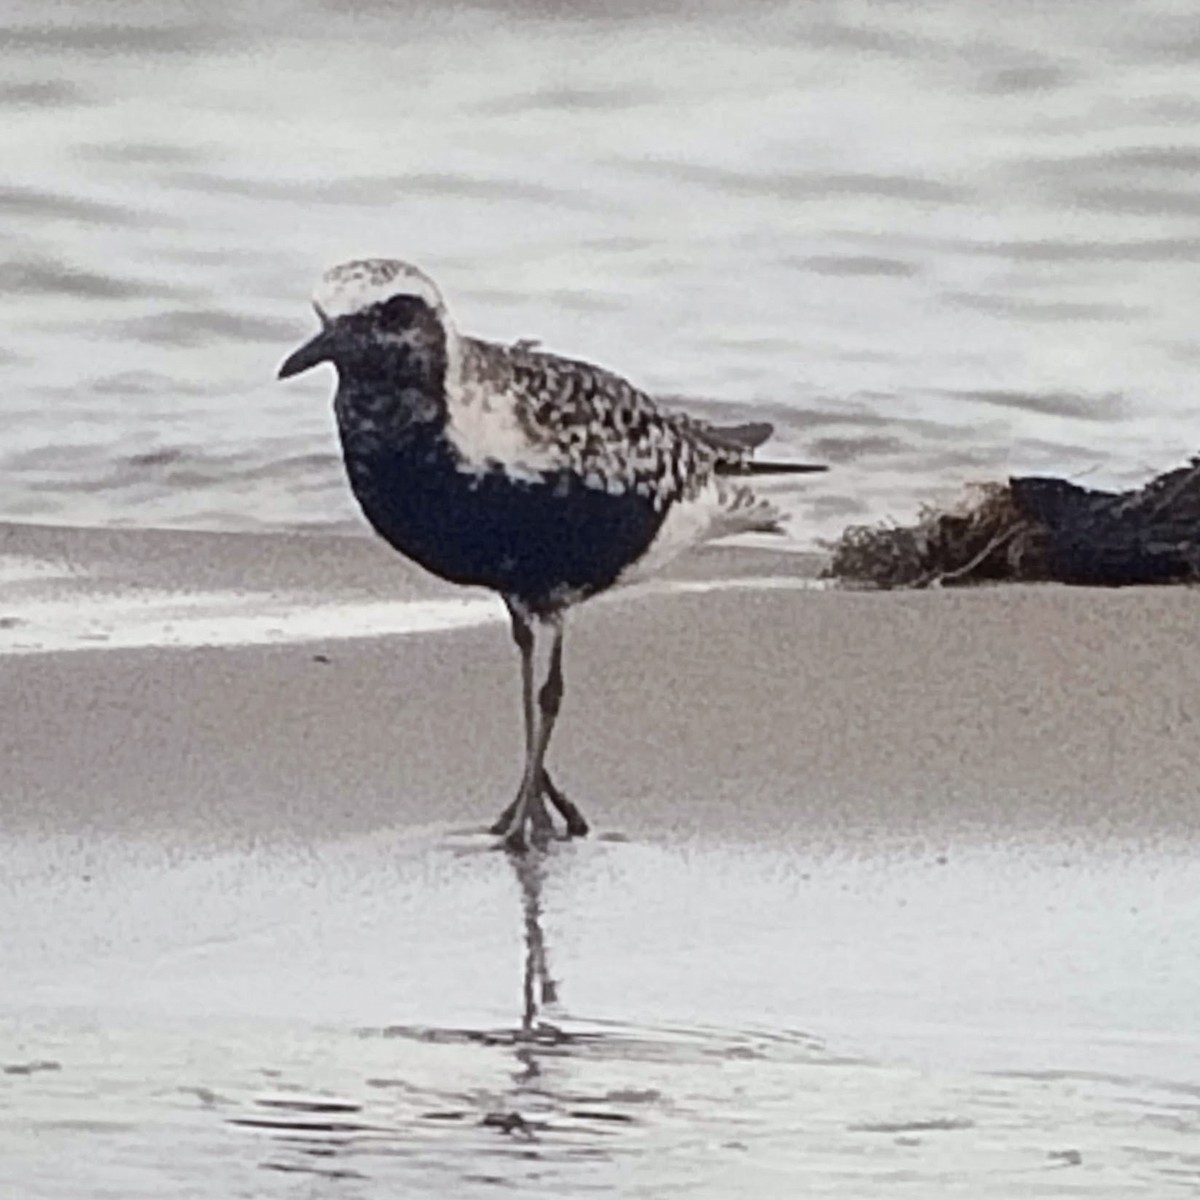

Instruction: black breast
[343,431,667,613]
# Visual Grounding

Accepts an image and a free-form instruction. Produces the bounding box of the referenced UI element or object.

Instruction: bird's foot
[543,774,589,839]
[501,790,554,854]
[492,771,587,850]
[489,804,516,838]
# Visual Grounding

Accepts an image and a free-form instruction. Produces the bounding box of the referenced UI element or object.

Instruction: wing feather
[458,338,825,504]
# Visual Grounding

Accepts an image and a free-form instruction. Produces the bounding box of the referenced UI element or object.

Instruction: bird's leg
[539,633,587,836]
[491,603,588,842]
[490,601,538,837]
[512,600,536,762]
[499,613,566,853]
[543,769,588,839]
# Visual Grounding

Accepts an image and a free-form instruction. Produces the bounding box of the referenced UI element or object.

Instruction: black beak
[277,330,333,379]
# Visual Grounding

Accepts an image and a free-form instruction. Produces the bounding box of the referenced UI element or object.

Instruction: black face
[277,294,445,381]
[376,293,439,335]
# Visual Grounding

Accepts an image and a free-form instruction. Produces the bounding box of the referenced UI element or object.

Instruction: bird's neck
[333,326,455,438]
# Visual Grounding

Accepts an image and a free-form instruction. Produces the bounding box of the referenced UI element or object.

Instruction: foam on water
[0,588,503,655]
[0,554,825,655]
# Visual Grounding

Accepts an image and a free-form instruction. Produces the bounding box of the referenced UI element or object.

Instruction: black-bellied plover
[278,259,826,851]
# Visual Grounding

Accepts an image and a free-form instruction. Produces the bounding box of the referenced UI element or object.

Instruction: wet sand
[3,523,1199,1197]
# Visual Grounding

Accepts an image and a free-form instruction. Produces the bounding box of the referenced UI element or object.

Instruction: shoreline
[0,520,825,655]
[2,521,1198,852]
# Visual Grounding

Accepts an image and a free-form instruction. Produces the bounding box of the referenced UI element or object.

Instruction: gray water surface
[4,0,1200,540]
[4,832,1198,1198]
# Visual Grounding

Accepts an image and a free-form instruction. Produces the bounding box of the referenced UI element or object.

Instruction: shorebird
[278,259,825,851]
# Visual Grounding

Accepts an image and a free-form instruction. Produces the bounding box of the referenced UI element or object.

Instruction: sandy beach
[3,521,1199,1197]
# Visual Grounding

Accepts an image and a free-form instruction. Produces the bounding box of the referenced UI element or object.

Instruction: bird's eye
[380,294,428,327]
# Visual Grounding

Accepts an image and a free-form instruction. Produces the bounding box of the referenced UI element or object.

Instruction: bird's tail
[742,460,828,475]
[698,418,828,475]
[703,420,775,451]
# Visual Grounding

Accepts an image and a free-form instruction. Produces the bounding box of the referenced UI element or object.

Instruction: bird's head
[277,258,450,380]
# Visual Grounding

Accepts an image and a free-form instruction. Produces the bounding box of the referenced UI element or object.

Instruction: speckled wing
[483,342,754,508]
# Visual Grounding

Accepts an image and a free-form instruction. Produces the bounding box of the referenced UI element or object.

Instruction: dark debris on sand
[825,454,1200,589]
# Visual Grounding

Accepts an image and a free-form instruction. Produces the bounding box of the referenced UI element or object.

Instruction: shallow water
[3,831,1199,1198]
[4,0,1200,542]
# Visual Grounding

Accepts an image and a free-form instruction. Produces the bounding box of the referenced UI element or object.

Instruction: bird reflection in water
[486,850,570,1132]
[511,849,562,1040]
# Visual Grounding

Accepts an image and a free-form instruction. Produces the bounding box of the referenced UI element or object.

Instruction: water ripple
[3,0,1199,550]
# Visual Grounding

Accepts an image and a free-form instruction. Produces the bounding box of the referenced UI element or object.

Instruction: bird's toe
[528,796,555,848]
[503,826,529,854]
[489,797,519,836]
[543,774,589,839]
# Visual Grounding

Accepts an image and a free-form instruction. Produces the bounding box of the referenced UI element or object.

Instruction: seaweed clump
[825,456,1200,589]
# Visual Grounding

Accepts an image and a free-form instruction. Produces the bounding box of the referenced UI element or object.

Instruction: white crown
[313,259,446,321]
